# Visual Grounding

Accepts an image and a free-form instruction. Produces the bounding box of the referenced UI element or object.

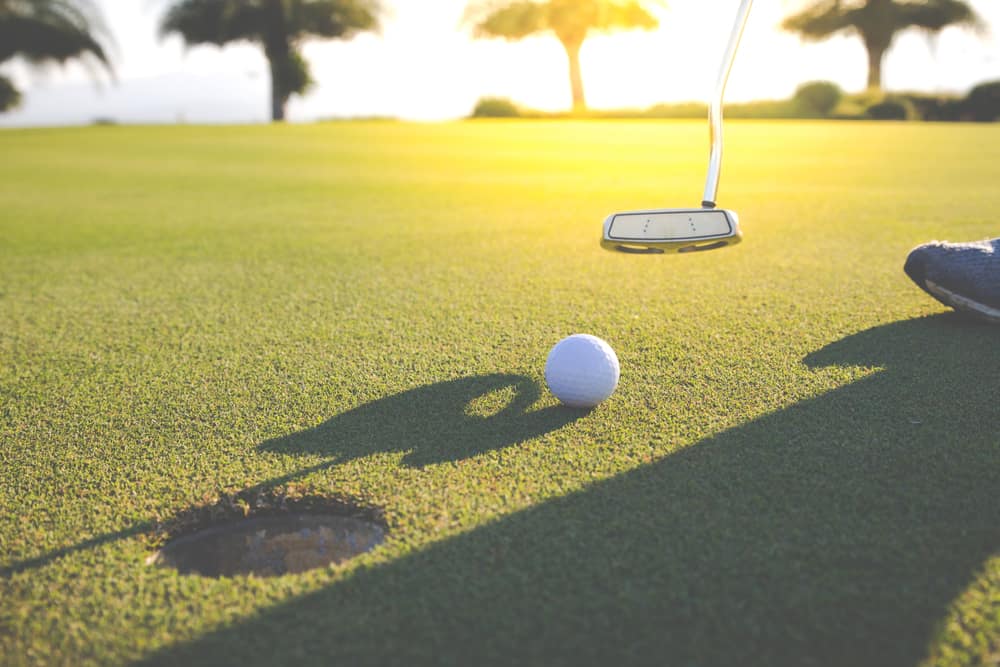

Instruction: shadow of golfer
[0,374,580,578]
[258,373,581,468]
[138,315,999,667]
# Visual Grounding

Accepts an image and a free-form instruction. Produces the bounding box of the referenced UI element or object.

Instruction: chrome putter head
[601,207,741,254]
[602,0,753,256]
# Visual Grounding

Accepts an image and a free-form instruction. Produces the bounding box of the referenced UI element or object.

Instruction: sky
[1,0,998,126]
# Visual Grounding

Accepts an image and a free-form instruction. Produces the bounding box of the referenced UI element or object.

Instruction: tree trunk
[264,0,290,122]
[268,55,287,122]
[564,40,586,113]
[864,38,888,91]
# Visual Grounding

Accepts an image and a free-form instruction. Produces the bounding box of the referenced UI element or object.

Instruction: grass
[0,119,998,667]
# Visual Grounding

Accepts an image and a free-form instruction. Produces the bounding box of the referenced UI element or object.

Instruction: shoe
[904,239,1000,324]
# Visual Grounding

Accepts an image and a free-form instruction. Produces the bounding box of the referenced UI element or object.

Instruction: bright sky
[1,0,998,126]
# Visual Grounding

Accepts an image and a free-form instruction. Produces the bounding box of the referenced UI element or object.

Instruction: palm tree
[464,0,661,112]
[782,0,983,91]
[0,0,112,112]
[160,0,382,122]
[0,75,19,111]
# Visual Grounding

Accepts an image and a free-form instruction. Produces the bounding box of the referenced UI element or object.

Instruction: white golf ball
[545,334,620,408]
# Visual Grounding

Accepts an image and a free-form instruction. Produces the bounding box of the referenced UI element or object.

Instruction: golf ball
[545,334,620,408]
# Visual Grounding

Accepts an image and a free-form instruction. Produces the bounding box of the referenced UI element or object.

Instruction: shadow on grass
[0,523,156,578]
[0,374,580,578]
[138,315,999,667]
[258,373,581,467]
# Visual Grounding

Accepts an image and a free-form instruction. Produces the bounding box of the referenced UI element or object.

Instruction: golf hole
[148,513,386,578]
[146,493,386,578]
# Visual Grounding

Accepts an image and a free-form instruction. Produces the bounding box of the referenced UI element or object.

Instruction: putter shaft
[703,0,754,209]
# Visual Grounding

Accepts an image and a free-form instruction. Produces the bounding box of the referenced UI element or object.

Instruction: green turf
[0,120,998,667]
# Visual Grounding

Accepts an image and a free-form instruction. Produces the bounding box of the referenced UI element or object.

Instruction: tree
[160,0,382,122]
[782,0,983,91]
[964,79,1000,122]
[0,0,112,112]
[464,0,661,112]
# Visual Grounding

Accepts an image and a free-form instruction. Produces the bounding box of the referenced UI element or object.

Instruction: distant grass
[0,120,997,667]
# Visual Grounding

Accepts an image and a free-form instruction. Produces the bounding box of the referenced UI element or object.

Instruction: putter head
[601,208,742,254]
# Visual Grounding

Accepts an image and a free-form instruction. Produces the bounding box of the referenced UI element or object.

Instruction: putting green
[0,120,997,666]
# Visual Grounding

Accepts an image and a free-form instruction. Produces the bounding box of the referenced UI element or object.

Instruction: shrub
[866,97,914,120]
[794,81,843,116]
[470,97,521,118]
[964,80,1000,122]
[0,76,21,112]
[725,99,802,118]
[898,93,964,122]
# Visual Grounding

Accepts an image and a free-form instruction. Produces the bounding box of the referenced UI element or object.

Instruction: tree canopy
[0,0,112,111]
[160,0,382,121]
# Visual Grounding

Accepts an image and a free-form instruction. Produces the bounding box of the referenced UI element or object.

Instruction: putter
[602,0,754,254]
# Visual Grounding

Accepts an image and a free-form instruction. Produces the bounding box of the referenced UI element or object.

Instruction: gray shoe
[904,239,1000,324]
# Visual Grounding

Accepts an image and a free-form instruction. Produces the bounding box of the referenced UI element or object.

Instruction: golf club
[602,0,754,254]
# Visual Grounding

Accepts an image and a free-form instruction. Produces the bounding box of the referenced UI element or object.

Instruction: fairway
[1,120,998,666]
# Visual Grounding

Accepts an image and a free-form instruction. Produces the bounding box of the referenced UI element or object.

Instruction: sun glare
[458,0,814,115]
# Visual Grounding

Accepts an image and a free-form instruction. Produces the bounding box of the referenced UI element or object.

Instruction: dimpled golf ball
[545,334,620,408]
